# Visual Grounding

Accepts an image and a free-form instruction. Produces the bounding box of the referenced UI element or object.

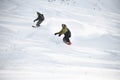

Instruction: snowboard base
[32,25,36,27]
[66,42,72,45]
[63,40,72,45]
[32,25,40,28]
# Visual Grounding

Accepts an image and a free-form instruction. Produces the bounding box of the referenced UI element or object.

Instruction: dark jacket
[34,12,44,22]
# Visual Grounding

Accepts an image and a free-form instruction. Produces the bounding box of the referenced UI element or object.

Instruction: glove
[33,20,36,22]
[58,34,61,37]
[54,33,57,35]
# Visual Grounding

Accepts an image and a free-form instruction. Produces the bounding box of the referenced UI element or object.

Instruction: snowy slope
[0,0,120,80]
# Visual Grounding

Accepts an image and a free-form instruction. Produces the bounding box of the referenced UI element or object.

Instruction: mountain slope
[0,0,120,80]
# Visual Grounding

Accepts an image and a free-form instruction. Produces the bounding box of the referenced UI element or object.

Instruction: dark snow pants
[63,29,71,43]
[36,20,43,27]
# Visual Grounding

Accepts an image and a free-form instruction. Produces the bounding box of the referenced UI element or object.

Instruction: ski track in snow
[0,0,120,80]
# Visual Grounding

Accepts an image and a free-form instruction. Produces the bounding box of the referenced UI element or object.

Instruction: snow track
[0,0,120,80]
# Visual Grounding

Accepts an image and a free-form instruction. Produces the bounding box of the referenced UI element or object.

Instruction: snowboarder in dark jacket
[33,12,44,27]
[54,24,72,45]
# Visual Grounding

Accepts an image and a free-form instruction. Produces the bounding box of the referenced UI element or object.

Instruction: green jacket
[56,26,68,35]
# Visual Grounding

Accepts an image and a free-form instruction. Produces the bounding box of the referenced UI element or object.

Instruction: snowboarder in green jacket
[54,24,72,45]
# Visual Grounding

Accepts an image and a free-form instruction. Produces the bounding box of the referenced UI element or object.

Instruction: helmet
[62,24,66,28]
[37,12,40,15]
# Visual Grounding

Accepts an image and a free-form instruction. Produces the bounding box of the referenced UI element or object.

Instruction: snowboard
[32,25,36,28]
[66,42,72,45]
[32,25,40,28]
[63,39,72,45]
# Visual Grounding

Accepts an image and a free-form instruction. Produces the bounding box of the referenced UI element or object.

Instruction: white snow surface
[0,0,120,80]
